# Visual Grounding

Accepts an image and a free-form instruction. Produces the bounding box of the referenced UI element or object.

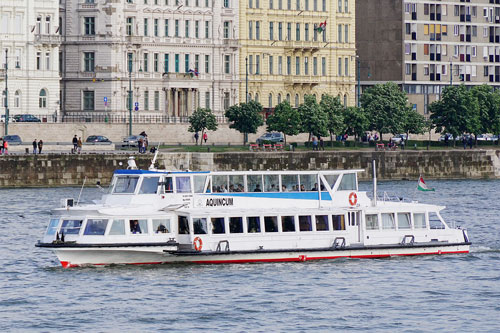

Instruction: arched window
[39,89,47,108]
[268,93,273,108]
[248,93,252,101]
[286,93,291,102]
[344,94,348,106]
[277,93,282,104]
[313,94,317,101]
[295,94,299,107]
[255,93,259,103]
[14,90,21,108]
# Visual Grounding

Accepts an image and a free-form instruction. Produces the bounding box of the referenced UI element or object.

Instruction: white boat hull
[52,243,470,268]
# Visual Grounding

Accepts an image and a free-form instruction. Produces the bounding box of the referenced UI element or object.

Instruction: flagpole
[412,174,420,202]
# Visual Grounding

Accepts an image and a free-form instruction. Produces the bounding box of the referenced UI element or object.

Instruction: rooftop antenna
[149,143,161,171]
[76,176,87,206]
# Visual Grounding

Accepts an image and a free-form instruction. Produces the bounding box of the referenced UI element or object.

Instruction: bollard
[207,147,210,152]
[25,148,29,154]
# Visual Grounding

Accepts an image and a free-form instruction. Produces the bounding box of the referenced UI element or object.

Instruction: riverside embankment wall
[0,150,499,187]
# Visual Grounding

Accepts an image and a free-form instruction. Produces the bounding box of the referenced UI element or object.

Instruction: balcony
[284,41,321,53]
[283,76,320,87]
[78,2,98,11]
[34,34,61,45]
[222,38,239,49]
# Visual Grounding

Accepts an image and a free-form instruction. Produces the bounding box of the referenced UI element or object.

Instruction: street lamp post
[4,49,9,135]
[128,57,132,136]
[245,56,248,103]
[450,62,453,86]
[357,57,361,108]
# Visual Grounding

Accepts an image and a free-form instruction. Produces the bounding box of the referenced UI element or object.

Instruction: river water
[0,180,499,332]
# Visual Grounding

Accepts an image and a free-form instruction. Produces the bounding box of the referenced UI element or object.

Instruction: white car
[390,134,409,144]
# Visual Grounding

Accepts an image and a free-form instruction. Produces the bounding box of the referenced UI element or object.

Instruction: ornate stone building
[0,0,60,123]
[60,0,239,118]
[239,0,356,111]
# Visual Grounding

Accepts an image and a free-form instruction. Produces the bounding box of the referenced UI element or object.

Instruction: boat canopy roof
[114,169,364,176]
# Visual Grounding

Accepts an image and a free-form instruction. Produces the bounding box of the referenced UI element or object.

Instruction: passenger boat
[36,155,471,268]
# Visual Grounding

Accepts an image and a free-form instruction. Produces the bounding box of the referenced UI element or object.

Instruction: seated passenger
[130,220,141,234]
[269,184,277,192]
[220,184,228,193]
[254,184,262,192]
[282,184,287,192]
[229,184,235,192]
[300,184,306,191]
[156,224,167,233]
[237,184,244,192]
[311,183,318,191]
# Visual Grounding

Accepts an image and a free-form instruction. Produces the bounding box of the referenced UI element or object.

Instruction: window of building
[175,54,180,72]
[269,55,273,75]
[294,94,299,107]
[164,53,169,72]
[345,24,349,43]
[144,18,149,36]
[39,89,47,108]
[165,19,169,36]
[278,56,282,74]
[269,22,274,40]
[224,54,230,74]
[175,19,179,37]
[304,57,309,75]
[338,24,342,43]
[154,53,159,72]
[14,90,20,108]
[313,57,317,75]
[344,57,349,76]
[143,52,149,72]
[287,23,291,40]
[84,17,95,35]
[296,23,300,41]
[249,21,253,39]
[126,17,133,35]
[256,55,260,74]
[195,20,200,38]
[205,21,209,38]
[305,23,309,41]
[154,18,159,36]
[84,52,95,72]
[83,90,94,110]
[205,55,210,73]
[144,90,149,110]
[256,21,260,40]
[224,92,230,110]
[278,22,282,40]
[223,21,230,38]
[185,20,190,37]
[295,56,300,75]
[205,91,210,108]
[154,91,159,110]
[338,57,342,76]
[184,54,189,72]
[321,57,326,76]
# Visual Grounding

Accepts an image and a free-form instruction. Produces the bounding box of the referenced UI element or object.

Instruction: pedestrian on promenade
[77,137,82,153]
[138,137,143,153]
[32,139,37,154]
[203,132,208,144]
[319,137,324,151]
[72,135,78,153]
[468,136,473,149]
[462,136,467,150]
[0,138,3,155]
[312,136,318,151]
[3,139,8,155]
[38,140,43,154]
[194,132,199,145]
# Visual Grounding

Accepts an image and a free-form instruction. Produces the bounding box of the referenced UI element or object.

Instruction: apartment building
[239,0,356,111]
[356,0,500,115]
[60,0,239,117]
[0,0,60,121]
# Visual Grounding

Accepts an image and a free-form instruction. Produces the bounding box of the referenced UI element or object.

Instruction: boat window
[281,216,296,232]
[193,218,208,234]
[323,175,339,189]
[229,217,244,233]
[337,173,357,191]
[45,218,60,235]
[264,216,278,232]
[300,174,316,191]
[109,219,125,235]
[381,213,396,229]
[153,219,170,233]
[212,175,228,192]
[129,219,148,234]
[365,214,379,230]
[229,175,244,192]
[211,217,225,234]
[83,219,109,235]
[193,175,207,193]
[315,215,329,231]
[413,213,426,229]
[163,177,173,193]
[113,176,139,194]
[247,216,261,233]
[264,175,279,192]
[60,219,82,235]
[178,216,190,234]
[247,175,263,193]
[429,212,445,229]
[332,215,346,230]
[299,215,312,231]
[281,174,298,192]
[397,213,411,230]
[176,177,191,193]
[139,177,160,194]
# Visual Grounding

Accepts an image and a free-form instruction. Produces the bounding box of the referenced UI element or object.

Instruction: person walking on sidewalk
[32,139,37,154]
[203,132,208,144]
[77,137,82,153]
[38,140,44,154]
[72,135,78,153]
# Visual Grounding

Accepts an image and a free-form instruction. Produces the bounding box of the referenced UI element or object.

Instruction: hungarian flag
[316,21,327,33]
[187,68,199,77]
[417,176,435,192]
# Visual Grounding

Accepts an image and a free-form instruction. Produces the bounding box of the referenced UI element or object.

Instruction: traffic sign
[104,97,108,102]
[134,106,139,111]
[134,102,139,107]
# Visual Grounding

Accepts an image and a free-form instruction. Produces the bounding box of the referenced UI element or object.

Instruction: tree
[188,108,218,146]
[225,100,264,145]
[361,82,409,140]
[266,100,301,145]
[320,94,345,143]
[471,85,500,143]
[299,95,329,141]
[429,85,480,146]
[344,106,369,144]
[401,107,428,143]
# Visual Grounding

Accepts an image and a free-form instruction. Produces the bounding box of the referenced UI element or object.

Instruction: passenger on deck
[254,184,262,192]
[220,184,228,193]
[311,183,318,191]
[282,185,287,192]
[156,224,167,233]
[229,184,235,192]
[270,184,277,192]
[237,184,244,192]
[300,184,306,191]
[130,220,141,234]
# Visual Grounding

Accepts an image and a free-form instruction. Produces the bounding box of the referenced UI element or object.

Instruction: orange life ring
[349,192,358,206]
[193,237,203,251]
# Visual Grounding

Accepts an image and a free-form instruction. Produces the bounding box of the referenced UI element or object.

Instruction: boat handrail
[366,191,413,203]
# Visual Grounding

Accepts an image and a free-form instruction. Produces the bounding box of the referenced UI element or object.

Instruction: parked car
[13,114,41,122]
[2,135,22,144]
[390,134,409,144]
[256,132,284,145]
[122,135,145,147]
[438,133,454,142]
[0,115,16,123]
[477,134,494,141]
[86,135,111,143]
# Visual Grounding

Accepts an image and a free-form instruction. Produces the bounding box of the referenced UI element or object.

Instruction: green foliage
[266,100,301,144]
[188,108,218,145]
[470,85,500,136]
[361,82,409,140]
[429,85,480,138]
[401,107,428,142]
[344,106,369,141]
[225,100,264,144]
[320,95,345,139]
[299,95,328,139]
